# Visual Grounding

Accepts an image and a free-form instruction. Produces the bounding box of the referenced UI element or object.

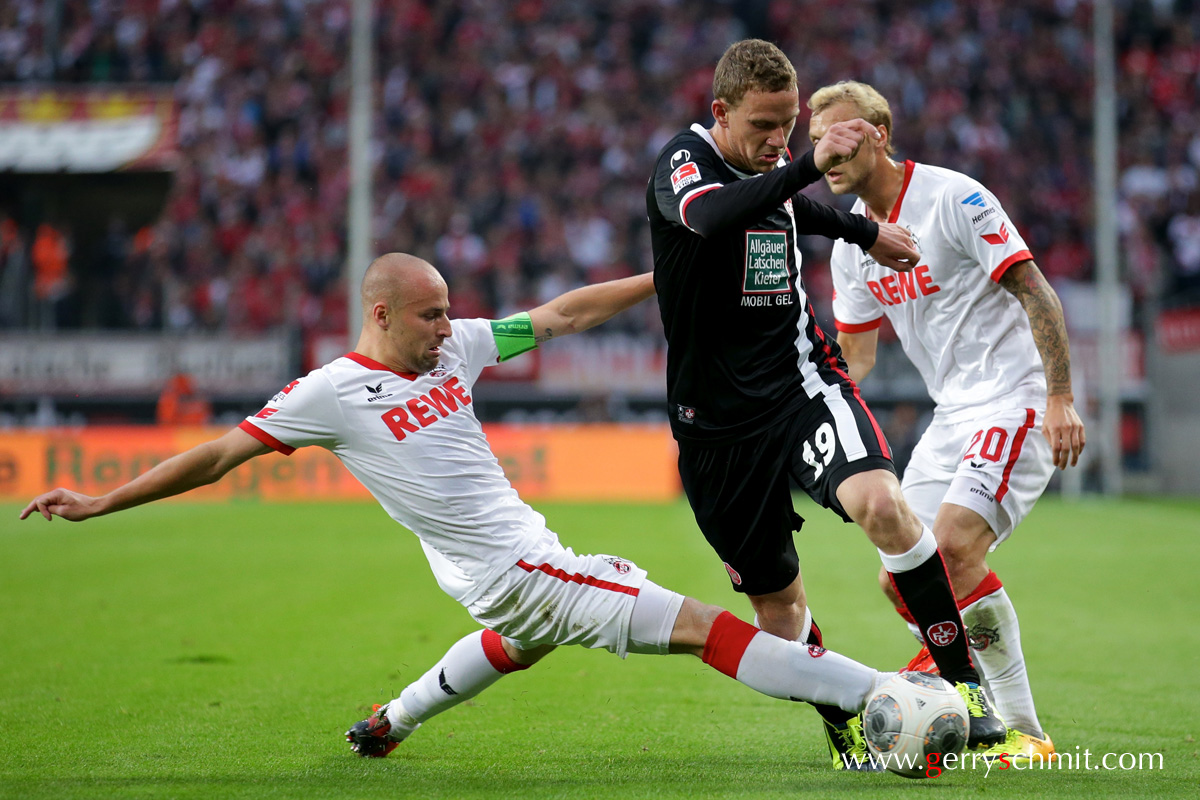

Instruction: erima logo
[961,192,986,207]
[365,382,394,403]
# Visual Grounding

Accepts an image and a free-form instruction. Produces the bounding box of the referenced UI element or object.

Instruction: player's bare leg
[746,572,807,640]
[837,469,1006,748]
[879,502,1050,756]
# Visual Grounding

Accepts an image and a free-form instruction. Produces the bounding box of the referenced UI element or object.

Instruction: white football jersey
[830,161,1046,420]
[239,318,549,607]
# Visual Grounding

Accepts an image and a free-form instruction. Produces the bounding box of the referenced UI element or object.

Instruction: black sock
[888,551,980,685]
[807,618,855,725]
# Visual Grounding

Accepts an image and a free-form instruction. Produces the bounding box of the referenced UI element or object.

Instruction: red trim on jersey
[887,160,916,223]
[834,317,883,333]
[343,351,419,381]
[516,559,641,596]
[701,611,760,679]
[238,420,296,455]
[680,184,721,228]
[894,603,917,625]
[957,570,1004,611]
[995,408,1036,502]
[989,250,1033,282]
[480,629,530,674]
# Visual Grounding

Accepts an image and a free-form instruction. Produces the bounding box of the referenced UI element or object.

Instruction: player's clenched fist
[813,118,880,173]
[19,488,102,522]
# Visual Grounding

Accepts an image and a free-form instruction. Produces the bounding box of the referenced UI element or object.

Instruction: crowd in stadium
[0,0,1196,339]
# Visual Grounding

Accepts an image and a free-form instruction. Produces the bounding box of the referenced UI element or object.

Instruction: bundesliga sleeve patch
[490,313,538,362]
[671,161,701,194]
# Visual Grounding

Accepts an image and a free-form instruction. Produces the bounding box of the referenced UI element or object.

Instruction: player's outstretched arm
[525,273,655,344]
[999,260,1086,469]
[19,428,272,522]
[837,329,880,384]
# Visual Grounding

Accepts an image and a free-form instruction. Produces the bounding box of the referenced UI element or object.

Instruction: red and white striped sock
[701,611,880,713]
[959,572,1043,737]
[388,629,529,740]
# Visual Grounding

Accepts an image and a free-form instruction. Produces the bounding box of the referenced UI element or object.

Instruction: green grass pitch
[2,496,1198,798]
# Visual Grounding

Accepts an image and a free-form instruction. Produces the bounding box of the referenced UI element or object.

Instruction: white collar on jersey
[689,122,788,180]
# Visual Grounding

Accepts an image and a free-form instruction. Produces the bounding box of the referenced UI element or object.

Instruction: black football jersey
[648,124,879,444]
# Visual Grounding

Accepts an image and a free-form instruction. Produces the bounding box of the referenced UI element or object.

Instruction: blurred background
[1,0,1197,501]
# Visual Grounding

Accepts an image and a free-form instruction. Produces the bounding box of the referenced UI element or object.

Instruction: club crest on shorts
[724,562,742,585]
[968,623,1001,651]
[602,556,631,574]
[926,621,960,647]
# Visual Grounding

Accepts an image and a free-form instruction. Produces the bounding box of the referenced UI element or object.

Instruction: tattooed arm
[526,273,656,344]
[999,260,1086,469]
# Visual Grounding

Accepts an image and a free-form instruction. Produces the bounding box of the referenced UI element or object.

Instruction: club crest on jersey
[429,366,448,378]
[806,644,827,658]
[671,161,701,194]
[676,404,697,424]
[669,148,691,168]
[743,230,791,295]
[959,189,998,228]
[602,556,632,574]
[926,621,960,647]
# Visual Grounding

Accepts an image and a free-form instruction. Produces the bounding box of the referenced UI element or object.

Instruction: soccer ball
[863,671,969,778]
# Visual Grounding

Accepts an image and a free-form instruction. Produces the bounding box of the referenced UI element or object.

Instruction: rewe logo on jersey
[380,377,472,442]
[866,264,941,307]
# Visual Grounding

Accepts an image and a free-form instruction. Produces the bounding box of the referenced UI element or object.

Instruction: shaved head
[355,252,453,374]
[360,252,445,311]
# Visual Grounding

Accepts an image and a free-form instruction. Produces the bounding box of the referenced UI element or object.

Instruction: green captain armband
[490,312,538,362]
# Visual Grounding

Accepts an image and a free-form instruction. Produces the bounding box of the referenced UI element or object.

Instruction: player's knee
[853,481,908,536]
[935,537,976,584]
[504,640,556,666]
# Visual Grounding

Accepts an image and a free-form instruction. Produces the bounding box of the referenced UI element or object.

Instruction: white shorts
[464,535,685,659]
[901,406,1053,548]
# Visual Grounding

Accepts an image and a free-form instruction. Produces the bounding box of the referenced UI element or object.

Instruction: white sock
[386,629,527,741]
[740,634,882,712]
[961,580,1043,737]
[703,612,880,713]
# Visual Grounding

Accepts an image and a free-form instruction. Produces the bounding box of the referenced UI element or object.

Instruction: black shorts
[677,381,895,596]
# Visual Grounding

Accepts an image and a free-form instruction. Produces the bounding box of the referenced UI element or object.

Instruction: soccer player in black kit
[647,39,1006,768]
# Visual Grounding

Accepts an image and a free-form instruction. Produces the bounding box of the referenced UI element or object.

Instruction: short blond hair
[713,39,797,107]
[808,81,895,155]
